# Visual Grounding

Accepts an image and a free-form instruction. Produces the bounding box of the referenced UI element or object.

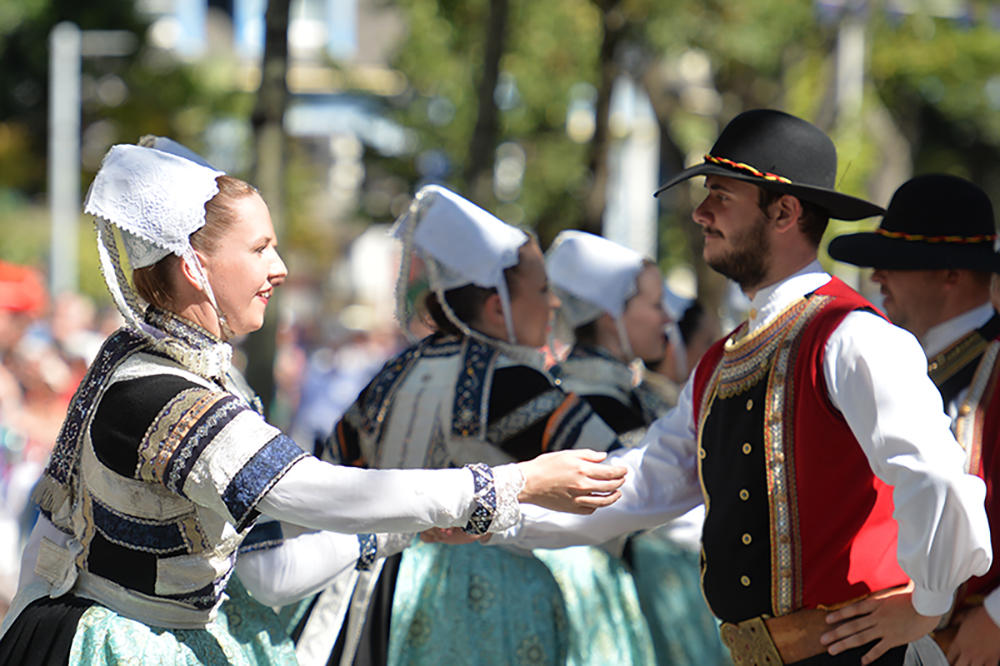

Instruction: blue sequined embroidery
[46,329,148,485]
[462,463,496,535]
[222,435,308,530]
[356,534,378,571]
[451,338,499,439]
[90,494,188,555]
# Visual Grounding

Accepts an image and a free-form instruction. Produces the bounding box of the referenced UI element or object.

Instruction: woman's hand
[420,527,484,545]
[516,449,627,515]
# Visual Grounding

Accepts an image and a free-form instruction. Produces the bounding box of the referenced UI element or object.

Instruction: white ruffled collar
[743,261,832,336]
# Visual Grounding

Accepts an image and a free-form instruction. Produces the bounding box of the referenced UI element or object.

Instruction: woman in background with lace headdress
[0,144,625,666]
[530,230,663,666]
[309,186,625,666]
[542,231,727,665]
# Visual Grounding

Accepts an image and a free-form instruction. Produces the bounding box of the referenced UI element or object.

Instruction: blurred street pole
[836,4,866,119]
[244,0,292,418]
[464,0,508,207]
[48,25,137,296]
[49,22,81,296]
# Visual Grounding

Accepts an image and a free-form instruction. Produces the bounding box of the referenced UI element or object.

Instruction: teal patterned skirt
[534,546,655,666]
[389,541,569,666]
[629,532,731,666]
[65,576,297,666]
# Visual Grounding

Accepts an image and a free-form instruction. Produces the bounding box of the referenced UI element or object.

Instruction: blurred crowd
[0,260,123,612]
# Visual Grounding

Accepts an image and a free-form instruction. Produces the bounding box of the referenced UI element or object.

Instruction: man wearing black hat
[476,109,991,666]
[830,174,1000,666]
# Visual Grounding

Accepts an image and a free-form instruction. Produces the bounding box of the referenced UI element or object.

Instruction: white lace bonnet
[84,140,228,338]
[392,185,529,344]
[546,230,647,360]
[661,281,693,377]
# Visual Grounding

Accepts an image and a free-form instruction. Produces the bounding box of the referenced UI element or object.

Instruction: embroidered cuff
[462,463,497,535]
[490,463,525,533]
[461,462,523,535]
[356,534,378,571]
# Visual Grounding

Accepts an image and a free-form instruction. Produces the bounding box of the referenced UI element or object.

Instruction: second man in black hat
[830,173,1000,666]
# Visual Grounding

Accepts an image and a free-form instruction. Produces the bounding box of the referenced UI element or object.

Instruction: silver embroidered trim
[377,532,416,559]
[764,295,828,616]
[485,389,564,445]
[491,462,525,533]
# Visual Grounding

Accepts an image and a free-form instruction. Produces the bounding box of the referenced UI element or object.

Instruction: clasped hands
[422,449,628,545]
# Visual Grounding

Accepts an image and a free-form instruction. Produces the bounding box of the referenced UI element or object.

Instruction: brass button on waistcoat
[739,489,750,501]
[740,575,751,587]
[742,442,752,455]
[742,533,752,545]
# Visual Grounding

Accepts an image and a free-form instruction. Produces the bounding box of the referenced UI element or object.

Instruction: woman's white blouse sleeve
[257,456,478,534]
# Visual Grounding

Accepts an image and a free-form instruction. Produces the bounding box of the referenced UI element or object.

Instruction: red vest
[692,277,907,622]
[955,337,1000,607]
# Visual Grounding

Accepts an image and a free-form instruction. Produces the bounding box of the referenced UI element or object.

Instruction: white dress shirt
[915,302,1000,626]
[493,261,992,616]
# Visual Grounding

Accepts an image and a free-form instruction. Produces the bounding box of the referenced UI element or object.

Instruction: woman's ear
[179,252,208,292]
[480,292,506,330]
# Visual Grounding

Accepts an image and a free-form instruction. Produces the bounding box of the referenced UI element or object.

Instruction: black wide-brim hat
[655,109,885,221]
[828,174,1000,273]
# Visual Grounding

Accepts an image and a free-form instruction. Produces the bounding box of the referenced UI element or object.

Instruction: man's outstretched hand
[516,449,627,515]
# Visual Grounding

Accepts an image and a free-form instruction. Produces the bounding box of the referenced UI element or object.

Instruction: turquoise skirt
[66,576,297,666]
[389,540,569,666]
[534,546,655,666]
[629,532,731,666]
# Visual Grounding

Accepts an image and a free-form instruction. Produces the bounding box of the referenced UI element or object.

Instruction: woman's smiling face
[199,192,287,337]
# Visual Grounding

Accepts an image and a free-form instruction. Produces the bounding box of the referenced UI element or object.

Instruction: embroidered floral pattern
[716,299,811,399]
[516,635,550,665]
[468,573,497,612]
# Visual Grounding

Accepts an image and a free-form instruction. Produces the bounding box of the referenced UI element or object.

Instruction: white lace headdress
[546,230,647,360]
[392,185,528,344]
[84,141,234,375]
[661,281,693,377]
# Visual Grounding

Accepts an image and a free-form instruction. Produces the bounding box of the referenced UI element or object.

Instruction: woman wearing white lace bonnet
[525,230,673,666]
[0,147,626,665]
[543,231,727,666]
[312,185,626,666]
[547,229,669,367]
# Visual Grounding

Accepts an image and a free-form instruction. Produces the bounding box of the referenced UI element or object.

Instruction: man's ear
[771,195,803,234]
[943,269,965,287]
